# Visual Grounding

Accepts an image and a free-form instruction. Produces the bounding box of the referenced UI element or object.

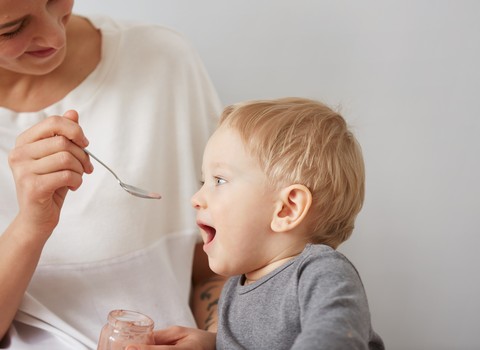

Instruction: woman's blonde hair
[219,97,365,248]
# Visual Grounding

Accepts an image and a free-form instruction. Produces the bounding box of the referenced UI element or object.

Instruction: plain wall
[75,1,480,349]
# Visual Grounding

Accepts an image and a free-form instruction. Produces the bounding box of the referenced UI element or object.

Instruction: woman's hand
[125,326,216,350]
[8,110,93,243]
[0,110,93,339]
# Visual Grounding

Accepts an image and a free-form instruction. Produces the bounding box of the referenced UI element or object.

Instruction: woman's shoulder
[86,15,193,53]
[82,15,203,77]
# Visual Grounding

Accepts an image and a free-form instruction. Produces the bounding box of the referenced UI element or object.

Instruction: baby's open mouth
[198,223,216,244]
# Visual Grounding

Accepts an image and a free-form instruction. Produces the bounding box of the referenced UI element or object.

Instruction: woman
[0,0,223,348]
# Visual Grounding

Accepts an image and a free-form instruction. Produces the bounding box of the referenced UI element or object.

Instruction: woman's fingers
[6,110,93,241]
[33,155,85,190]
[10,135,93,176]
[30,170,85,196]
[12,110,92,173]
[22,135,93,173]
[10,153,84,204]
[62,109,80,122]
[8,112,93,207]
[15,113,89,149]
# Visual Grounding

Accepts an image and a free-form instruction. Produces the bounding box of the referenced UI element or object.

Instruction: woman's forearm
[191,276,225,331]
[0,216,46,339]
[191,243,226,331]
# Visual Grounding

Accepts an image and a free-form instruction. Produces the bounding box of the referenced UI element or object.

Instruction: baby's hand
[126,326,216,350]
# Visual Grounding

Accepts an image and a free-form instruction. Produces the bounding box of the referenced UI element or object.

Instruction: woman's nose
[32,14,67,49]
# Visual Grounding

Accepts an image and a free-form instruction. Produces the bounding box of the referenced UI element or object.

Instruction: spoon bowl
[84,148,161,200]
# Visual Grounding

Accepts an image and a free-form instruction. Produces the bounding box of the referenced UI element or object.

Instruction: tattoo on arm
[199,278,224,331]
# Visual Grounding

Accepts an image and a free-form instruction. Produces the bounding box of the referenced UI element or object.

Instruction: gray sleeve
[291,252,375,350]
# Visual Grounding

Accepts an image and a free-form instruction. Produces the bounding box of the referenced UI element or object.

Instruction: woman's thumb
[63,109,79,123]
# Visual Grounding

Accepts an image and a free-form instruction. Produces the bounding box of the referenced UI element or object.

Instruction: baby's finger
[152,326,187,345]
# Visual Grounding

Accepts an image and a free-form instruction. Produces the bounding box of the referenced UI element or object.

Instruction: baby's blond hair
[219,97,365,248]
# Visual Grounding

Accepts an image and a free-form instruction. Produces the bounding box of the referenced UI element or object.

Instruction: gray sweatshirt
[217,244,385,350]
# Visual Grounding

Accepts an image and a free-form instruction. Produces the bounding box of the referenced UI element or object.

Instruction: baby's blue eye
[214,177,226,186]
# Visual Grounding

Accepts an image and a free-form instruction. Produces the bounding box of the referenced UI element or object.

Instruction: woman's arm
[0,111,92,339]
[0,218,47,340]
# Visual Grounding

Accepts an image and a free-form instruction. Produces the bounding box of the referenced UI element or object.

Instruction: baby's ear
[271,184,312,233]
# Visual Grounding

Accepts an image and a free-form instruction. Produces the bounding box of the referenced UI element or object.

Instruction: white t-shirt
[0,16,221,349]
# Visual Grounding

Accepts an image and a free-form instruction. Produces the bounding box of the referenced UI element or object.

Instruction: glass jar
[97,309,155,350]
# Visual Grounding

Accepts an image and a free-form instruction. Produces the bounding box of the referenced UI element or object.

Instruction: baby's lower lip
[198,223,216,245]
[205,231,216,244]
[26,48,56,58]
[203,235,215,253]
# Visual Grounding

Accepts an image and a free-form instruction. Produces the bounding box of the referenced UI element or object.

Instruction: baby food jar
[97,309,155,350]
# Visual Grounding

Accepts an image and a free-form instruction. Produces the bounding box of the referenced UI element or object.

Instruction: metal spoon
[84,149,161,199]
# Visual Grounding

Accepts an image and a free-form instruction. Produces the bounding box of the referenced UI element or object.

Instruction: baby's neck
[243,251,303,285]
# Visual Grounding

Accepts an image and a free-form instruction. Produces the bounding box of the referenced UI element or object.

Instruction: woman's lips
[26,48,57,58]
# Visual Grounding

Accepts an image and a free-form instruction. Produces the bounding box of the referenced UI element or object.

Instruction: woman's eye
[1,23,25,39]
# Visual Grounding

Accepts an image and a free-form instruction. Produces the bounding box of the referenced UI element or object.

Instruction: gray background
[75,1,480,349]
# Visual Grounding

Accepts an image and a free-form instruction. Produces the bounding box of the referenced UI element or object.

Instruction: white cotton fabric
[0,16,221,349]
